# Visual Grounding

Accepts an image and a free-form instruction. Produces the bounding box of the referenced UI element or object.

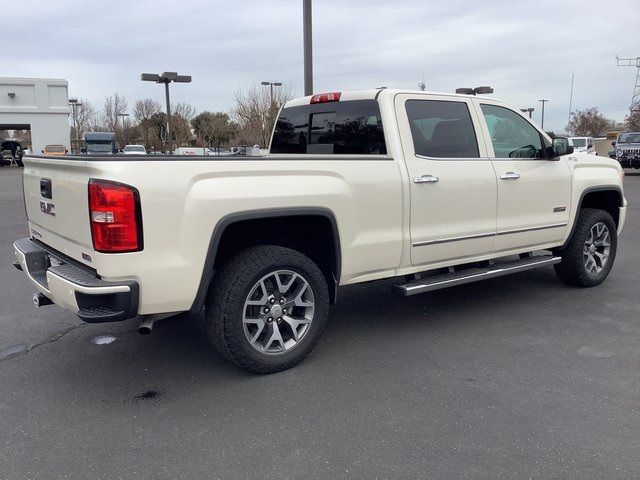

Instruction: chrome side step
[393,255,561,297]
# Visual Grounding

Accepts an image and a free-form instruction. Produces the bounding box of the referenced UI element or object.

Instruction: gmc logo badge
[40,201,56,217]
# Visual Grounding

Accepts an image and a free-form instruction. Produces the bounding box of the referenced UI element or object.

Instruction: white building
[0,77,70,153]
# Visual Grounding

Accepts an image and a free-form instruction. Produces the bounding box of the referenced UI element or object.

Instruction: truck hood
[569,152,623,172]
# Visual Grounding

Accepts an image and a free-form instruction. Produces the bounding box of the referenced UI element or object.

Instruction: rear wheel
[204,245,329,373]
[554,208,617,287]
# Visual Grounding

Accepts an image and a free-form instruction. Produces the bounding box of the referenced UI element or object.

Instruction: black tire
[554,208,617,287]
[204,245,329,374]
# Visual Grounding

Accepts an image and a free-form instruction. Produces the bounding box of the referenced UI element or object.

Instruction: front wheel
[204,245,329,374]
[554,208,617,287]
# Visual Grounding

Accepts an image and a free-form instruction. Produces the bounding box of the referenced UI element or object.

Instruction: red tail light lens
[88,180,142,253]
[310,92,341,104]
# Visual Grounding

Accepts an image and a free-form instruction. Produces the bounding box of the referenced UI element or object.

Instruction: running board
[393,255,561,297]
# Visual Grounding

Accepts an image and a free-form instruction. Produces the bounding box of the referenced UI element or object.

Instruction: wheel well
[580,189,621,226]
[213,215,340,303]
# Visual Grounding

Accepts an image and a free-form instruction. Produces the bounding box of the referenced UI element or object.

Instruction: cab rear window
[270,100,386,155]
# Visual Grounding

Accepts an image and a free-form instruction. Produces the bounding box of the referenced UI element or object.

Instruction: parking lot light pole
[538,99,549,129]
[117,113,129,148]
[520,107,535,119]
[68,98,82,153]
[261,81,283,106]
[141,72,192,153]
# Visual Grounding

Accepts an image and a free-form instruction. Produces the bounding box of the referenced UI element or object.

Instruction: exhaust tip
[138,325,153,335]
[33,293,53,308]
[138,317,155,335]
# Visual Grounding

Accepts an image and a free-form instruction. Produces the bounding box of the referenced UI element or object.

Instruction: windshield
[87,141,114,153]
[45,145,65,152]
[124,145,145,152]
[618,133,640,144]
[570,138,586,147]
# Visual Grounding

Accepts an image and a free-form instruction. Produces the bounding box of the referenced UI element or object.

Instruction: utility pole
[616,55,640,112]
[303,0,313,96]
[568,73,575,127]
[141,71,192,153]
[68,98,82,153]
[538,99,549,130]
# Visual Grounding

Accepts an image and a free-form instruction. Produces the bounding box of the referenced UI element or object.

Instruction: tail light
[310,92,341,104]
[88,180,142,252]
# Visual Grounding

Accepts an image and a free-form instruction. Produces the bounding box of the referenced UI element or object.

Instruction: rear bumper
[13,238,139,323]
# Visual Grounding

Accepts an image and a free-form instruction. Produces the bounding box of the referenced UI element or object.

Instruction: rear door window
[405,100,479,158]
[271,100,386,155]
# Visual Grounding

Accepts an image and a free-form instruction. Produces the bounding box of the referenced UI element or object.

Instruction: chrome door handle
[500,171,520,180]
[414,175,439,184]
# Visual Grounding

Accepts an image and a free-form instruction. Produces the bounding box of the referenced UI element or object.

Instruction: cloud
[5,0,639,131]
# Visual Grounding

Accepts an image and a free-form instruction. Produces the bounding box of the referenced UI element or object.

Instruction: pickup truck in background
[13,89,627,373]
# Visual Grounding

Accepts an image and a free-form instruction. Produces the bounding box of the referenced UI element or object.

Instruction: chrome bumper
[13,238,139,323]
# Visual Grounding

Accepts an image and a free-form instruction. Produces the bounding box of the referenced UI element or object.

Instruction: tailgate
[22,156,95,266]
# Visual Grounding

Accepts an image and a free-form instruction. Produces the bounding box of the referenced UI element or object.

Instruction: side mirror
[80,147,86,153]
[611,141,616,147]
[552,137,574,156]
[41,150,44,154]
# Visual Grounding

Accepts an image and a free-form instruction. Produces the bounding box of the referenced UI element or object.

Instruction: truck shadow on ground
[13,266,589,407]
[75,268,566,371]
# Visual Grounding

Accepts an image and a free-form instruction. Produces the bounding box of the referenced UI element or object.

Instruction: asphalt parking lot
[1,166,639,479]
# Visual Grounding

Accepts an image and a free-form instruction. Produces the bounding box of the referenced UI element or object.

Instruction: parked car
[568,136,595,154]
[13,88,627,373]
[42,144,68,156]
[123,144,147,155]
[0,140,24,166]
[614,132,640,168]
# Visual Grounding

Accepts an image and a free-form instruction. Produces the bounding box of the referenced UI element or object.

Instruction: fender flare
[189,207,342,313]
[558,185,623,250]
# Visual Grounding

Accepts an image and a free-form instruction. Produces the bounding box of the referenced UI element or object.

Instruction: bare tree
[174,102,197,121]
[12,130,32,150]
[104,93,128,147]
[566,108,616,137]
[133,98,161,122]
[69,99,97,149]
[232,83,294,147]
[625,108,640,131]
[104,93,128,131]
[134,99,161,148]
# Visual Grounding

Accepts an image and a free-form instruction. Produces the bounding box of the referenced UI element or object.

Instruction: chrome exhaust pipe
[137,313,178,335]
[33,293,53,308]
[138,316,156,335]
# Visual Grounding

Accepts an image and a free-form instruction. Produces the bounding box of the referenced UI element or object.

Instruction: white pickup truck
[13,89,627,373]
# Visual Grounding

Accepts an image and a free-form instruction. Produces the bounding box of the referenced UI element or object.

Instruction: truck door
[395,94,497,266]
[473,100,572,253]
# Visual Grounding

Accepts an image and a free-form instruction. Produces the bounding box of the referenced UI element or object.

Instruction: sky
[5,0,640,133]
